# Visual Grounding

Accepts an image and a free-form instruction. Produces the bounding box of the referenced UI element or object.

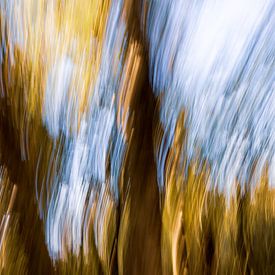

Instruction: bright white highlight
[146,0,275,194]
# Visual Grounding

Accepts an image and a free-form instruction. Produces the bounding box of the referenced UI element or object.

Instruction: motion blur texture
[0,0,274,274]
